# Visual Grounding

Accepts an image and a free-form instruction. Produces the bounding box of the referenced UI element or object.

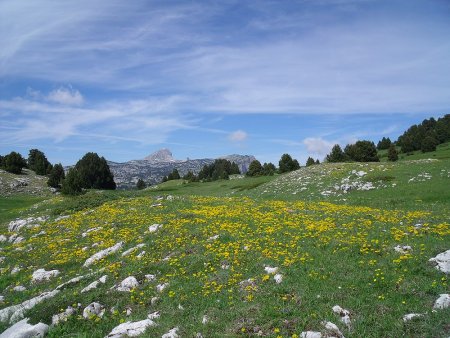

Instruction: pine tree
[136,179,146,190]
[246,160,263,177]
[262,162,276,176]
[74,152,116,190]
[306,157,315,166]
[61,168,82,195]
[421,136,438,153]
[3,152,27,174]
[387,144,398,162]
[279,154,300,173]
[47,163,65,188]
[326,145,346,163]
[28,149,51,175]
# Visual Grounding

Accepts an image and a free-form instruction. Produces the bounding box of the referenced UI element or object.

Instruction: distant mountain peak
[143,148,175,162]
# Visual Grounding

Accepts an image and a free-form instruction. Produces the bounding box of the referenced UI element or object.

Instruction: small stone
[300,332,322,338]
[13,285,27,292]
[274,274,283,284]
[264,266,278,274]
[83,302,105,319]
[148,224,162,232]
[116,276,139,292]
[202,315,209,324]
[322,321,344,338]
[148,311,160,319]
[156,283,169,293]
[162,327,179,338]
[145,274,156,281]
[402,313,424,322]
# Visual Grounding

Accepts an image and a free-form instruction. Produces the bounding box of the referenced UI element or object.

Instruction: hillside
[0,158,449,337]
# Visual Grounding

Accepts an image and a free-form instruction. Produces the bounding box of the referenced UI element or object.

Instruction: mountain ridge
[107,149,256,188]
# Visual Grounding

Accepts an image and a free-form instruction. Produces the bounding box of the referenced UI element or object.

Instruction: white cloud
[47,87,84,106]
[303,137,335,156]
[228,130,248,142]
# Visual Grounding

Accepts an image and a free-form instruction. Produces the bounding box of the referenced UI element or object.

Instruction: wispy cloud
[303,137,335,156]
[0,89,193,145]
[229,130,248,142]
[47,87,84,106]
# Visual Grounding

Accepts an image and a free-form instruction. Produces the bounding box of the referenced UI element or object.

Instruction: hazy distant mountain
[107,149,256,189]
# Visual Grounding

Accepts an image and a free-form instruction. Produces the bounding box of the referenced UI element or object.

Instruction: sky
[1,0,449,166]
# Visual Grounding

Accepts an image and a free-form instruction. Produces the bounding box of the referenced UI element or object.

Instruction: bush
[75,152,116,190]
[278,154,300,173]
[47,163,65,188]
[3,151,27,174]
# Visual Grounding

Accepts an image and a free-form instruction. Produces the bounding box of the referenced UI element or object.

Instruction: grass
[0,153,449,337]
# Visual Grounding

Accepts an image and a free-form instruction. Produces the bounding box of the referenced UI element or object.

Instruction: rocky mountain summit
[108,149,256,188]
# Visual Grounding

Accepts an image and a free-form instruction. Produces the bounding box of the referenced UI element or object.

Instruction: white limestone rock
[202,315,209,324]
[83,242,123,267]
[0,235,7,242]
[402,313,425,322]
[11,267,21,275]
[264,266,278,274]
[0,318,48,338]
[274,274,283,284]
[322,321,344,338]
[433,294,450,310]
[12,286,26,292]
[394,245,412,254]
[52,306,76,326]
[156,283,169,293]
[122,244,145,257]
[162,327,179,338]
[300,332,322,338]
[429,249,450,274]
[116,276,139,292]
[145,274,156,282]
[0,290,60,323]
[148,311,160,320]
[83,302,105,319]
[332,305,351,328]
[148,224,162,233]
[31,268,60,283]
[106,319,156,337]
[81,275,108,293]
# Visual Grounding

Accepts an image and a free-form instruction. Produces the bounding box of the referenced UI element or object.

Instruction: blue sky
[1,0,449,165]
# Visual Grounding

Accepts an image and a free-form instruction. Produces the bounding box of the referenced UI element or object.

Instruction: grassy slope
[0,149,449,337]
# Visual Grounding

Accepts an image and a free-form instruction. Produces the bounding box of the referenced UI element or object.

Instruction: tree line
[0,149,115,195]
